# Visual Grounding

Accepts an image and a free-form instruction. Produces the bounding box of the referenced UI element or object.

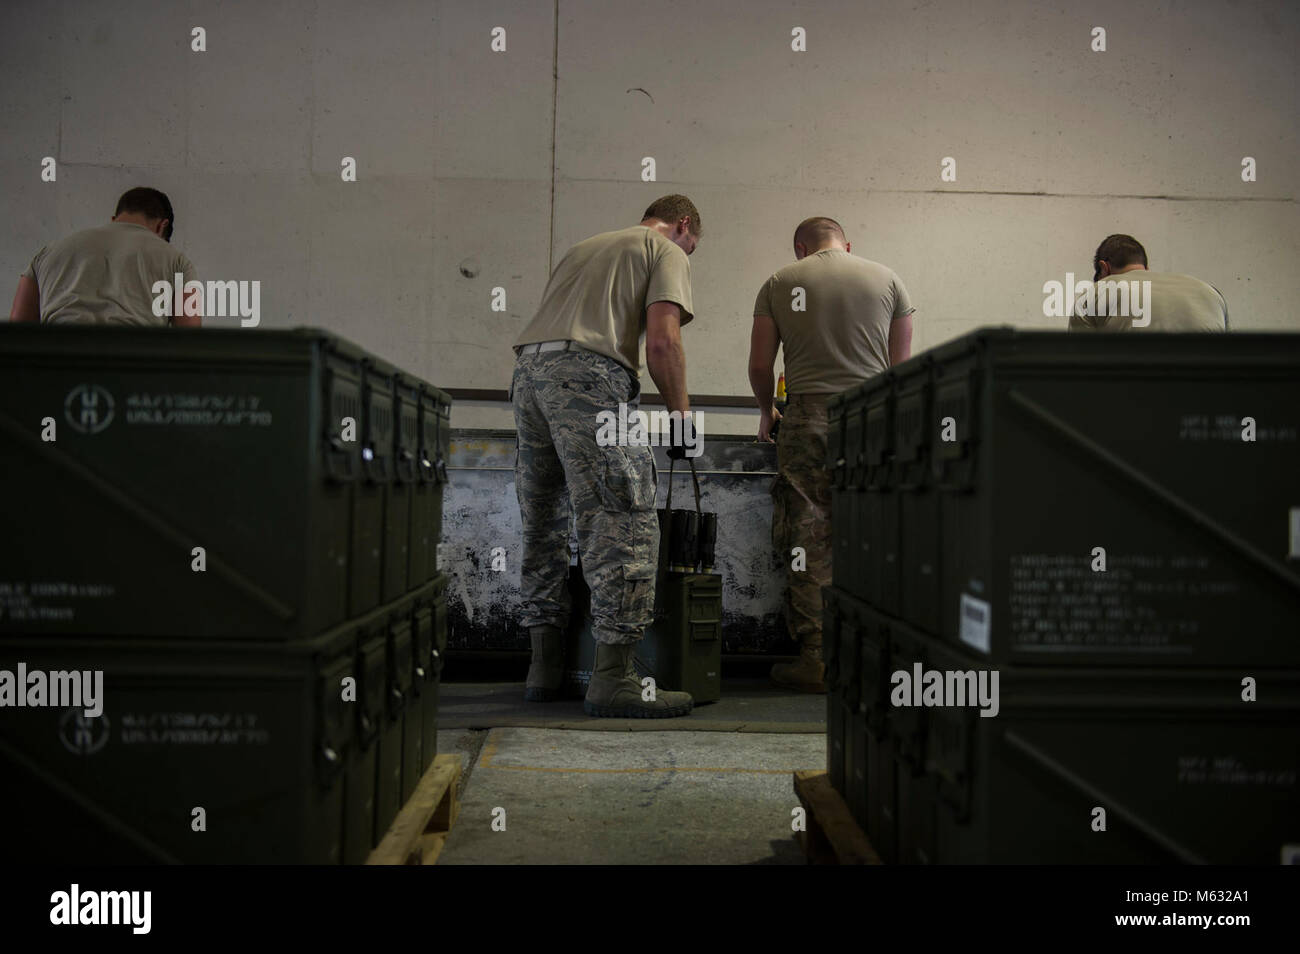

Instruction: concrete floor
[433,679,828,864]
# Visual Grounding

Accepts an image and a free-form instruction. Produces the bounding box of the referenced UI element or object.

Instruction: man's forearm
[10,276,40,322]
[888,316,913,366]
[646,341,690,415]
[173,285,203,327]
[749,365,775,414]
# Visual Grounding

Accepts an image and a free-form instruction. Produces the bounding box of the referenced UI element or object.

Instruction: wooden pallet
[366,754,462,865]
[793,770,882,865]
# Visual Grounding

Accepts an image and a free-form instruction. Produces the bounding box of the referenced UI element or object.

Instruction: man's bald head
[793,217,847,259]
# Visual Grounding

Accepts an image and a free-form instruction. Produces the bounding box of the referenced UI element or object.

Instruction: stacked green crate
[824,327,1300,863]
[0,326,451,863]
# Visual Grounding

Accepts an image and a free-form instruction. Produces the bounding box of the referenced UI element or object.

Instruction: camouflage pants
[772,394,832,646]
[512,347,659,645]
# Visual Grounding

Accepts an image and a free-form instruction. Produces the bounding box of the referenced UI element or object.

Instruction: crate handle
[325,434,357,483]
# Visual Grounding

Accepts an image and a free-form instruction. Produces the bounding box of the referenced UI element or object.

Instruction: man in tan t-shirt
[1070,233,1228,332]
[9,186,202,326]
[749,216,915,692]
[512,194,701,718]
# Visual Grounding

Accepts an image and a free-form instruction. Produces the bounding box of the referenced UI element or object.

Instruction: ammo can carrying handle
[663,454,702,517]
[322,365,357,484]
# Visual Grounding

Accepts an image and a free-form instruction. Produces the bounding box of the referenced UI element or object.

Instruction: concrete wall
[3,0,1296,439]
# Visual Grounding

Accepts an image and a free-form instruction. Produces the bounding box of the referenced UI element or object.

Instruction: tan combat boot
[583,642,694,718]
[770,637,826,693]
[524,624,565,702]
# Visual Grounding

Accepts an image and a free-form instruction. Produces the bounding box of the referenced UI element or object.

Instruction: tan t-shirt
[515,225,694,373]
[22,222,198,326]
[1069,269,1228,332]
[753,249,914,395]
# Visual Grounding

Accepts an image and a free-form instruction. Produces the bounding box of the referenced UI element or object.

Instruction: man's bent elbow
[646,338,676,362]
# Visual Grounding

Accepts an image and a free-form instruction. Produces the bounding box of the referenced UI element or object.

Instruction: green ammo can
[0,325,366,641]
[0,623,359,864]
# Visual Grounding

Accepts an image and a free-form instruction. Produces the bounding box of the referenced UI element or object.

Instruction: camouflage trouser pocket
[620,562,657,620]
[597,444,656,513]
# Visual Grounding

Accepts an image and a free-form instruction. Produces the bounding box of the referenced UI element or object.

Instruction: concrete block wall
[3,0,1296,438]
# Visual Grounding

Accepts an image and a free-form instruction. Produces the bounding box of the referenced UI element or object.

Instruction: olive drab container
[0,578,448,865]
[830,328,1300,666]
[824,584,1300,864]
[0,325,451,863]
[0,326,370,640]
[824,328,1300,863]
[0,325,452,640]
